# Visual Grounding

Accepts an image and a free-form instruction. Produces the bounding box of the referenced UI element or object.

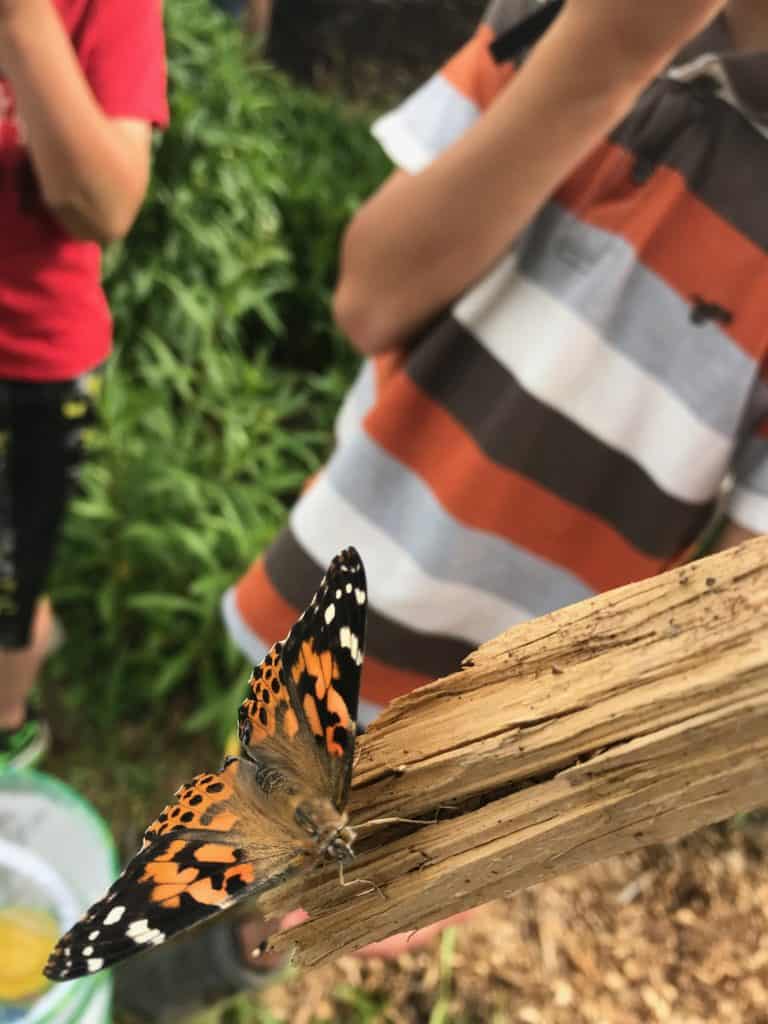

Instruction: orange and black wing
[44,757,307,981]
[46,549,368,983]
[238,546,367,810]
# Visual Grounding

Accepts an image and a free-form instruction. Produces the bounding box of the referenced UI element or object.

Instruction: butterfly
[45,546,367,981]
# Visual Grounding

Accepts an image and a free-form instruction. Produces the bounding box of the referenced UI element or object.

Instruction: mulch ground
[259,817,768,1023]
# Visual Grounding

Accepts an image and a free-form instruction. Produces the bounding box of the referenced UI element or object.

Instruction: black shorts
[0,375,97,648]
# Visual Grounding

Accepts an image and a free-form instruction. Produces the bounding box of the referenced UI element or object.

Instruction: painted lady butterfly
[45,547,367,980]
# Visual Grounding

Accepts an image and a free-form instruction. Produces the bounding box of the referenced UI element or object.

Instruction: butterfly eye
[294,805,319,838]
[325,835,355,863]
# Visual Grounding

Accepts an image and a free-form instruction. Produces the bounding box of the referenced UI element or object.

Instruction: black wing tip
[329,546,365,577]
[43,932,72,981]
[44,947,121,981]
[42,917,114,981]
[324,548,367,598]
[42,957,62,981]
[299,547,367,618]
[43,948,101,983]
[43,961,79,983]
[321,548,367,637]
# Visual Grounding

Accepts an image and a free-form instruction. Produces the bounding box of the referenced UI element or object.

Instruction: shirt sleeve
[728,397,768,534]
[371,0,541,173]
[75,0,169,128]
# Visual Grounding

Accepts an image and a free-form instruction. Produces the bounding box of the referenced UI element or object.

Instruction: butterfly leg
[337,861,386,901]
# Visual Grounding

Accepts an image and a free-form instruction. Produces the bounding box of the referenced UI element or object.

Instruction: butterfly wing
[46,548,367,982]
[238,546,367,810]
[44,757,310,981]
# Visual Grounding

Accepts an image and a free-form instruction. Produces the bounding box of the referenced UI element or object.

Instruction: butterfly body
[45,547,367,981]
[293,796,356,864]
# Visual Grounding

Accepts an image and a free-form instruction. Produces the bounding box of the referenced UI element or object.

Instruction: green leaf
[125,593,201,616]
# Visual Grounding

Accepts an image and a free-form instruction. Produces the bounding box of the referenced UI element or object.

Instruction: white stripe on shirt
[454,252,733,505]
[291,471,532,645]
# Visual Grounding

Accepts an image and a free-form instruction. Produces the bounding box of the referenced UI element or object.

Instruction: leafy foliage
[261,78,391,371]
[46,0,388,734]
[50,354,346,734]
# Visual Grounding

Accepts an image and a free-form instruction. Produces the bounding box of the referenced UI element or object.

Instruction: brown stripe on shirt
[403,317,713,559]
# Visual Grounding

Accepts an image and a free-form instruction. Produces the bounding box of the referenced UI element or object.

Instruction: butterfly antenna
[338,861,387,901]
[356,814,438,830]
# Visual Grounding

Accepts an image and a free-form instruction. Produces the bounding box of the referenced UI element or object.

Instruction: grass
[184,997,283,1024]
[428,927,458,1024]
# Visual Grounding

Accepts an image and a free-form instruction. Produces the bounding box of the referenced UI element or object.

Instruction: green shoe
[0,711,50,770]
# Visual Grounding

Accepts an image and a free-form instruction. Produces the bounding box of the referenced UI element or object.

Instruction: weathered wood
[269,536,768,967]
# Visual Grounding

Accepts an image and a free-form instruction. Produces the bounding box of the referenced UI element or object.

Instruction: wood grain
[268,536,768,967]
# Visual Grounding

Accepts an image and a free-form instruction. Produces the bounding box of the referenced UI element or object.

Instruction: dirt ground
[258,818,768,1023]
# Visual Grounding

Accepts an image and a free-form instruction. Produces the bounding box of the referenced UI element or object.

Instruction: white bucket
[0,771,117,1023]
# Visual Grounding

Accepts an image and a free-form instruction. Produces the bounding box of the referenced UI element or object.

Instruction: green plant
[260,78,391,371]
[102,0,292,367]
[333,983,391,1022]
[49,349,346,734]
[103,0,389,377]
[179,993,284,1024]
[47,0,387,735]
[429,927,458,1024]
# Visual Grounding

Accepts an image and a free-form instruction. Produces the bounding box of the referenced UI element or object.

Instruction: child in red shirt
[0,0,168,767]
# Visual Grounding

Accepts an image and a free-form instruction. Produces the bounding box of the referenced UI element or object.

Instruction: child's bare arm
[0,0,153,243]
[333,0,726,355]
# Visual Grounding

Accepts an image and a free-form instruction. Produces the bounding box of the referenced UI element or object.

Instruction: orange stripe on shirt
[364,373,662,593]
[234,557,431,706]
[441,23,515,110]
[373,349,407,394]
[558,142,768,364]
[235,557,296,645]
[359,657,431,707]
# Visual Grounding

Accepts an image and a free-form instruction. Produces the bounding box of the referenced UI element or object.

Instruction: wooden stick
[269,536,768,967]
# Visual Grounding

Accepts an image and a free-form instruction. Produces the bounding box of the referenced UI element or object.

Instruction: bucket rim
[25,972,108,1024]
[0,768,118,1022]
[0,768,119,876]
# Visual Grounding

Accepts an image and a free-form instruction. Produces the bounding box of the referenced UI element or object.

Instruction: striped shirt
[224,2,768,717]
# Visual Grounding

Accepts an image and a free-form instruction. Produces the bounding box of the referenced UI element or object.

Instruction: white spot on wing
[127,919,165,946]
[324,603,335,624]
[345,582,352,594]
[87,958,104,973]
[339,626,361,664]
[83,945,94,957]
[355,588,366,605]
[88,930,100,941]
[335,588,342,599]
[103,905,126,926]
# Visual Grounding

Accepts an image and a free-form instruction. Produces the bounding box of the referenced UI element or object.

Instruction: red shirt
[0,0,168,381]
